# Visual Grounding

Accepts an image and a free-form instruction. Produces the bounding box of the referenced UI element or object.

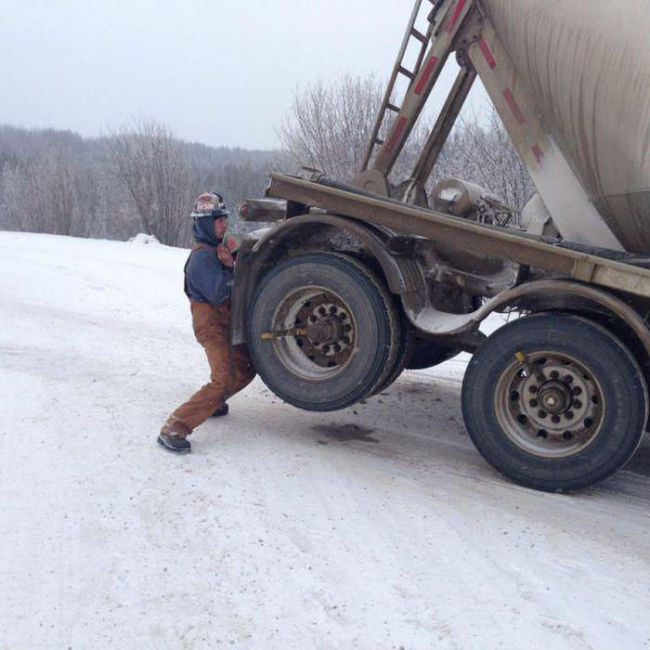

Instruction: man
[158,192,256,453]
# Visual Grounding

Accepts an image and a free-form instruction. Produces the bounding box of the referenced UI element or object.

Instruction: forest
[0,76,534,247]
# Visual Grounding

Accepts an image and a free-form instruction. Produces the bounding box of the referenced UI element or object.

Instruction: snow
[128,233,162,246]
[1,230,649,649]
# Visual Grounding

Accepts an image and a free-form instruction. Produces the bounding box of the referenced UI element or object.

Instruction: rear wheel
[247,252,401,411]
[462,313,648,491]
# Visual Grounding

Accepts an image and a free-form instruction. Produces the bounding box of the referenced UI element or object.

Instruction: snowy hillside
[1,231,649,649]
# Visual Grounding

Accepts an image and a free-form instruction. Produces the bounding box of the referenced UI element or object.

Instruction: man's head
[191,191,229,246]
[191,192,227,219]
[214,215,227,240]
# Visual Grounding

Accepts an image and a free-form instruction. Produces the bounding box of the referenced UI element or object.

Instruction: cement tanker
[232,0,650,493]
[484,0,650,253]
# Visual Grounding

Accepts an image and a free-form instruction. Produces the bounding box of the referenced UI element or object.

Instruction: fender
[230,214,423,344]
[250,214,422,293]
[419,279,650,359]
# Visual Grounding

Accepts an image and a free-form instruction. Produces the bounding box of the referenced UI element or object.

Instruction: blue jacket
[184,217,233,305]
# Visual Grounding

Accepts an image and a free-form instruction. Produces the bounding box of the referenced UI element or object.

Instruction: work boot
[158,417,192,453]
[211,403,229,417]
[157,432,191,453]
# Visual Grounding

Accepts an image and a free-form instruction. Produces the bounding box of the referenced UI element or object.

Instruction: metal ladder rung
[374,138,385,146]
[410,28,428,43]
[386,103,401,113]
[398,66,415,80]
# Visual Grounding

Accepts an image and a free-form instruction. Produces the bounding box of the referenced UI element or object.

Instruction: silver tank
[482,0,650,254]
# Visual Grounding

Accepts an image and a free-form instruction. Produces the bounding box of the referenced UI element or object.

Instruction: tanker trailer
[232,0,650,492]
[482,0,650,253]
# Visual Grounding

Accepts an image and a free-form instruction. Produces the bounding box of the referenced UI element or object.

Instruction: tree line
[0,122,287,247]
[0,75,534,247]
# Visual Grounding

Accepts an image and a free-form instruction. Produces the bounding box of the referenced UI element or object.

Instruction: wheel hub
[307,317,343,346]
[538,381,571,414]
[272,288,356,372]
[495,352,605,458]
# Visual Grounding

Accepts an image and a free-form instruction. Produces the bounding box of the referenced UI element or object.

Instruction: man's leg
[224,344,256,401]
[159,315,232,452]
[164,340,231,432]
[159,308,255,452]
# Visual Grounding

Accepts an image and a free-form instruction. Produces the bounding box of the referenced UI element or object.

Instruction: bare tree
[1,150,97,237]
[278,75,404,182]
[278,76,534,212]
[108,120,194,246]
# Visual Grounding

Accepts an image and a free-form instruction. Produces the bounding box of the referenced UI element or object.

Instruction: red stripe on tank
[386,117,408,152]
[414,56,440,95]
[478,38,497,69]
[503,89,526,124]
[445,0,467,32]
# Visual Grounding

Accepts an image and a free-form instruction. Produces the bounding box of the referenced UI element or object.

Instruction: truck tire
[371,309,415,395]
[247,252,401,411]
[461,313,648,492]
[406,338,459,370]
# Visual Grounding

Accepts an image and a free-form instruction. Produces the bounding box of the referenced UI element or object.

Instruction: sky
[0,0,488,150]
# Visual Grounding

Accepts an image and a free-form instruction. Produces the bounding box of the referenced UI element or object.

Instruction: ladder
[360,0,440,172]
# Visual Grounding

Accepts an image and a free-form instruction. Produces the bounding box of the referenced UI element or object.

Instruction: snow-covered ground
[1,231,649,650]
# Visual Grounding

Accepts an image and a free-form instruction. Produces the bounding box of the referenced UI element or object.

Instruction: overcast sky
[0,0,488,150]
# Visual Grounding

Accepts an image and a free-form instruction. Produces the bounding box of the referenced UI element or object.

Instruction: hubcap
[539,381,571,414]
[494,351,605,458]
[271,287,356,378]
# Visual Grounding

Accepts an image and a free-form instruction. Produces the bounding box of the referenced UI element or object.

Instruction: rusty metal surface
[238,198,287,222]
[267,173,650,299]
[250,213,412,295]
[482,0,650,253]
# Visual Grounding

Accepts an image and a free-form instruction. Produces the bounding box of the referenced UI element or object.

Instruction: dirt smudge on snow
[312,423,379,445]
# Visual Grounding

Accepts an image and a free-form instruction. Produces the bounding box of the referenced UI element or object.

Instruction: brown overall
[161,245,256,438]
